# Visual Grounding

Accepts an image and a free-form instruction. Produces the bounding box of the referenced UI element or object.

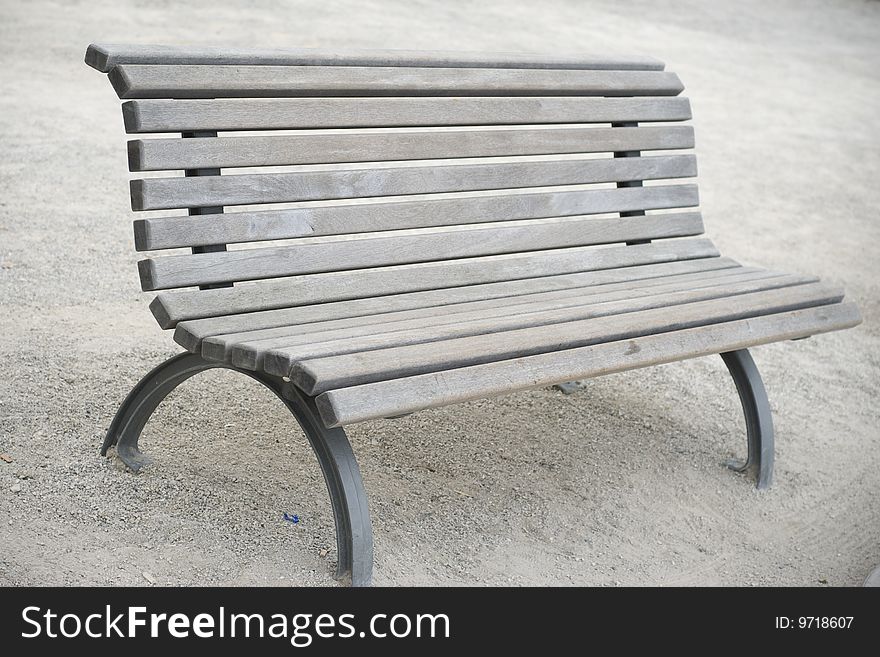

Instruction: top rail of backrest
[85,43,665,74]
[86,45,678,101]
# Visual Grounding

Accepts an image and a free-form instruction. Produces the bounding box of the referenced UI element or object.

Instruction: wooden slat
[288,283,846,393]
[152,239,720,328]
[140,212,704,291]
[121,97,693,133]
[109,65,684,100]
[129,125,695,171]
[173,257,741,349]
[86,44,664,73]
[131,153,697,211]
[315,303,862,427]
[135,184,699,251]
[220,270,803,369]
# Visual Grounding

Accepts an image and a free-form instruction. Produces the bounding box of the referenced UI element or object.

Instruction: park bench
[85,43,860,586]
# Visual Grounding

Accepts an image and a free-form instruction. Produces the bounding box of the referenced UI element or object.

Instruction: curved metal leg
[720,349,774,490]
[102,352,374,586]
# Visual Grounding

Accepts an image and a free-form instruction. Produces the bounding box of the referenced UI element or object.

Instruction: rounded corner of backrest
[84,43,110,72]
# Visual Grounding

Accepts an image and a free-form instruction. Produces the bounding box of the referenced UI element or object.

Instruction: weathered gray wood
[140,212,704,290]
[220,270,803,369]
[122,97,692,133]
[203,267,771,363]
[173,257,741,349]
[274,281,840,387]
[152,239,720,328]
[86,47,863,443]
[110,65,684,99]
[86,43,664,73]
[135,184,699,251]
[314,303,862,427]
[132,154,697,210]
[130,125,695,171]
[289,283,845,392]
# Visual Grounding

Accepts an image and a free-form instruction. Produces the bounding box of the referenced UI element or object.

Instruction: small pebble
[11,483,22,493]
[142,571,156,585]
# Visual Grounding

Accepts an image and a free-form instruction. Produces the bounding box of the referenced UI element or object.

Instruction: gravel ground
[0,0,878,587]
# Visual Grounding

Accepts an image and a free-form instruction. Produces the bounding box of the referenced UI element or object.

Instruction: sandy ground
[0,0,878,587]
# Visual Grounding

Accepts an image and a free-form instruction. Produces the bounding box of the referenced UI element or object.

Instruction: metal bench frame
[101,348,769,588]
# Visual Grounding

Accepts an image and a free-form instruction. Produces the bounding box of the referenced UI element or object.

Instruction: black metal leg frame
[100,352,373,587]
[101,348,774,586]
[720,349,774,489]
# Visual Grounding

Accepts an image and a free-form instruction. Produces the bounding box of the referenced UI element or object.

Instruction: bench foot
[720,350,774,490]
[102,352,374,586]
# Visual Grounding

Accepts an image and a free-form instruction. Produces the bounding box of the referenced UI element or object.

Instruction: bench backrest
[86,44,711,329]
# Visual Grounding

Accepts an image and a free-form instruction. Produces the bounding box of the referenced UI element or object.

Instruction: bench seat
[178,259,857,426]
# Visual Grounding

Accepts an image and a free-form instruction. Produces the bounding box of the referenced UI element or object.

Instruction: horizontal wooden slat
[122,97,693,133]
[140,212,704,290]
[136,184,699,251]
[110,65,684,100]
[130,124,695,172]
[222,270,804,370]
[315,303,862,427]
[152,239,720,328]
[288,283,845,393]
[132,153,697,210]
[85,44,664,73]
[173,257,741,349]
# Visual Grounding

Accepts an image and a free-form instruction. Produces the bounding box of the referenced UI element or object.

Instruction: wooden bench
[86,43,861,586]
